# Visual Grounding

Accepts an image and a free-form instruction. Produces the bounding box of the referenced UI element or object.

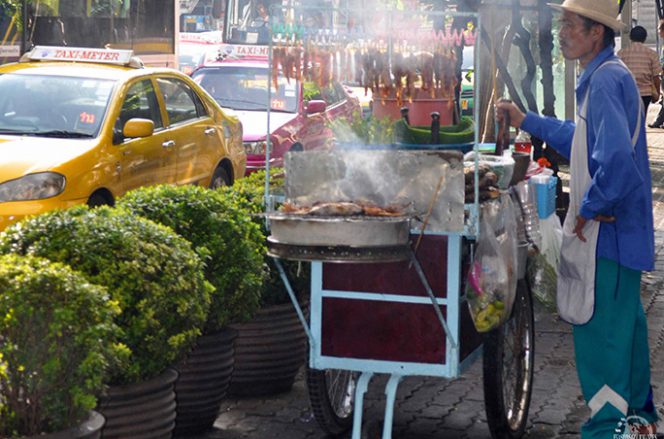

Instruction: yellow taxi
[0,46,246,231]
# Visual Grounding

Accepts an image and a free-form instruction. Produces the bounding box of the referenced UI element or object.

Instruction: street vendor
[496,0,656,437]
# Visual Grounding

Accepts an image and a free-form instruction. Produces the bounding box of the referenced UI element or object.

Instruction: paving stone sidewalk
[199,104,664,439]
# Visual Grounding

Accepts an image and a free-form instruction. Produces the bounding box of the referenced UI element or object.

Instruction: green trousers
[573,258,657,438]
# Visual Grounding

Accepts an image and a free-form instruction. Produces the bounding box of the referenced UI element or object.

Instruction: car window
[156,77,202,125]
[116,79,163,139]
[192,66,298,113]
[0,73,113,138]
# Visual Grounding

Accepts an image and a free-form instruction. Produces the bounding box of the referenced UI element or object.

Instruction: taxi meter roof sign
[23,46,136,66]
[203,44,269,65]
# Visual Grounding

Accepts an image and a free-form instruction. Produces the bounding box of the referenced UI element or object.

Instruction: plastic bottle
[514,130,532,155]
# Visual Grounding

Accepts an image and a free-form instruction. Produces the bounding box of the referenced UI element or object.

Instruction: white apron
[557,60,641,325]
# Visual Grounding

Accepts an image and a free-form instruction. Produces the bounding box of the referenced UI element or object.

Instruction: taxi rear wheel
[209,166,230,189]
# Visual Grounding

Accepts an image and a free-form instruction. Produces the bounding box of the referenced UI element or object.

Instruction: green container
[393,116,475,145]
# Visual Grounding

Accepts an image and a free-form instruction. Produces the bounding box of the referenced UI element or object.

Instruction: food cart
[263,6,536,439]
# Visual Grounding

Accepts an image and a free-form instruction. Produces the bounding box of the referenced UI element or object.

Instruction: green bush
[117,184,265,330]
[0,254,124,437]
[221,170,310,306]
[0,207,212,385]
[329,111,395,145]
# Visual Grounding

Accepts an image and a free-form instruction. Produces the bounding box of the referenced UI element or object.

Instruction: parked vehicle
[0,46,245,231]
[460,45,474,117]
[178,32,224,75]
[192,45,360,173]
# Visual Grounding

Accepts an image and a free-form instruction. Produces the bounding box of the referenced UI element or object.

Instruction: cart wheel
[483,278,535,439]
[361,419,383,439]
[306,366,358,436]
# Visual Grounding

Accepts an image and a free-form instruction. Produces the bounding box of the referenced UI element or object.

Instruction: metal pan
[267,213,411,247]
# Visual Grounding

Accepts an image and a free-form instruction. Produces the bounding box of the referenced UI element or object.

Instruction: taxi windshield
[0,73,115,138]
[192,66,298,113]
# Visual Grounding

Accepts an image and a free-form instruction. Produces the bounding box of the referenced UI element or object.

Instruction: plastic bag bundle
[496,194,518,317]
[466,212,515,333]
[527,252,557,311]
[526,214,562,312]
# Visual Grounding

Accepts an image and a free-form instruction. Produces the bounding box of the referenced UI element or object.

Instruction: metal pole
[21,0,28,53]
[621,0,631,48]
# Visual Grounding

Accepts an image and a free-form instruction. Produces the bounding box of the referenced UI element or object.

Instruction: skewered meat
[308,202,364,216]
[354,50,363,86]
[283,49,295,84]
[279,201,405,217]
[293,47,302,82]
[272,47,284,91]
[303,45,310,81]
[418,52,434,95]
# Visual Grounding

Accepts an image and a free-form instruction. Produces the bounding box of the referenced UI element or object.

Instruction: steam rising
[284,150,465,233]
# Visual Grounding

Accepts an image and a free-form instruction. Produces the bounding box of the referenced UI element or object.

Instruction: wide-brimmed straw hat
[548,0,624,32]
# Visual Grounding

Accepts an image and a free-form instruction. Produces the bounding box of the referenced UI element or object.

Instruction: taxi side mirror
[305,100,327,115]
[123,118,154,138]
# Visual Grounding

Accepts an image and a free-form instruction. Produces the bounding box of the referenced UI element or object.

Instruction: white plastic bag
[496,194,519,319]
[466,215,512,332]
[527,214,561,312]
[539,213,562,269]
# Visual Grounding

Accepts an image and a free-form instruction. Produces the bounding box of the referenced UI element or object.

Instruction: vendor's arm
[496,100,574,159]
[579,82,644,219]
[520,113,575,159]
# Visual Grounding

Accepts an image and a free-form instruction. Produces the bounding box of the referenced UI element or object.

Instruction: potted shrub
[0,254,122,439]
[0,207,212,439]
[221,170,311,397]
[117,184,265,435]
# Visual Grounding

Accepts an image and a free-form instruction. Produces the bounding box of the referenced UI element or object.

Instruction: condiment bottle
[514,130,532,155]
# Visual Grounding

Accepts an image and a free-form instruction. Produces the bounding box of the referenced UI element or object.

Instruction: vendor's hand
[573,215,587,242]
[573,214,615,242]
[496,99,526,129]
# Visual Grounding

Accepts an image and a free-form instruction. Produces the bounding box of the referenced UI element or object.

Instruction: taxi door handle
[204,127,216,136]
[162,140,176,149]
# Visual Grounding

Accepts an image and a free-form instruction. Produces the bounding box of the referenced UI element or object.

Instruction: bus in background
[222,0,352,46]
[0,0,179,67]
[180,0,224,33]
[178,30,223,74]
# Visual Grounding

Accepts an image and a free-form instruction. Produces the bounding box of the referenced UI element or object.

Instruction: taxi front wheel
[87,193,112,208]
[209,166,230,189]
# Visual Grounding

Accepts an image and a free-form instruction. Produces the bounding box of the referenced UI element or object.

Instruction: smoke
[283,149,465,232]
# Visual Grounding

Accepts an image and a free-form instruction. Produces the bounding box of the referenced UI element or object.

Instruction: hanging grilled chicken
[418,52,435,96]
[282,49,299,84]
[293,47,302,82]
[272,47,284,91]
[354,49,363,87]
[302,43,310,81]
[392,51,407,106]
[361,48,376,95]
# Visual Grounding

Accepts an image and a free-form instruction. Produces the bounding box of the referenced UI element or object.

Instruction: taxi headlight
[0,172,66,202]
[244,141,266,155]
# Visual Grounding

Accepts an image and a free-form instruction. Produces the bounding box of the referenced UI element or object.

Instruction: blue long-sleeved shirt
[521,46,654,271]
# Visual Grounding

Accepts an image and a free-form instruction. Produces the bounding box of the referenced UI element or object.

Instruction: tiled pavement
[199,103,664,439]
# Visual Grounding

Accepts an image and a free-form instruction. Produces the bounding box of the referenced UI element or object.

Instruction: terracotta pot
[173,328,237,436]
[26,411,105,439]
[229,301,308,397]
[97,368,178,439]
